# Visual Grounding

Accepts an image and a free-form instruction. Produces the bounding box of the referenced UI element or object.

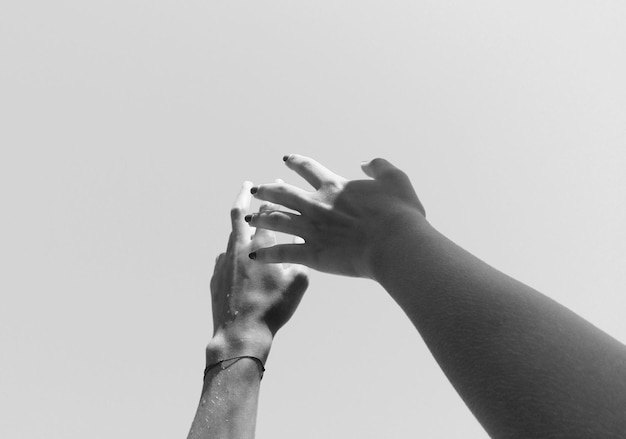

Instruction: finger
[360,158,403,180]
[249,243,311,266]
[252,203,278,246]
[282,235,309,271]
[283,154,342,190]
[287,265,309,294]
[230,181,254,244]
[251,182,311,214]
[247,208,304,238]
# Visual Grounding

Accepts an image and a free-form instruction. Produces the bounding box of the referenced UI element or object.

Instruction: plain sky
[1,1,625,438]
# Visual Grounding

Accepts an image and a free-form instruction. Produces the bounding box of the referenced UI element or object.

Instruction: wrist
[368,209,433,283]
[207,323,273,365]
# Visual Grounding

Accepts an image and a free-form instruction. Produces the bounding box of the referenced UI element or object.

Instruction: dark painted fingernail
[283,155,289,162]
[244,214,252,223]
[250,187,258,195]
[248,252,257,260]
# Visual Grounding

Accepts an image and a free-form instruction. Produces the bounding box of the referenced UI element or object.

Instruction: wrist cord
[204,356,265,380]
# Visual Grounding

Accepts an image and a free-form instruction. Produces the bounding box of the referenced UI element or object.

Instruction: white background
[1,1,625,438]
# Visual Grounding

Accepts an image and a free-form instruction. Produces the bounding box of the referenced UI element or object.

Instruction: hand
[209,181,309,361]
[248,155,426,279]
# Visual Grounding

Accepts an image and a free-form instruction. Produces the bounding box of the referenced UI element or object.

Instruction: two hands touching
[188,155,424,439]
[208,153,427,375]
[190,155,626,439]
[208,180,309,365]
[205,155,424,374]
[187,179,310,439]
[247,155,425,279]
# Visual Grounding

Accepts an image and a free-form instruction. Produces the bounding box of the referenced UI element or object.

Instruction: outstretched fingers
[283,154,343,190]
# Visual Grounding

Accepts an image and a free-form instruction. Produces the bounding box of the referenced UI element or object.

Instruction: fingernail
[250,187,258,195]
[283,155,289,162]
[244,214,252,223]
[248,252,257,260]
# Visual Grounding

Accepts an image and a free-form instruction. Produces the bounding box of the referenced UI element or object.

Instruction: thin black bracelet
[204,356,265,380]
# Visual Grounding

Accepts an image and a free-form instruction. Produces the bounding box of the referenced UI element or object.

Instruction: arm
[247,154,626,438]
[187,181,308,439]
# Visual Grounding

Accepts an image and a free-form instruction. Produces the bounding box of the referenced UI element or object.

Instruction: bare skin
[248,154,626,438]
[187,181,308,439]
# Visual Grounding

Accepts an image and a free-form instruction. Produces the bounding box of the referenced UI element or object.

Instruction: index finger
[230,181,254,244]
[283,154,343,190]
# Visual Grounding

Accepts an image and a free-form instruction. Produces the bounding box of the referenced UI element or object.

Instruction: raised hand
[247,155,426,279]
[246,157,626,438]
[210,181,309,361]
[189,183,309,439]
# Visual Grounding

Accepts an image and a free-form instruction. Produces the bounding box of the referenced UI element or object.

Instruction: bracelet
[204,356,265,380]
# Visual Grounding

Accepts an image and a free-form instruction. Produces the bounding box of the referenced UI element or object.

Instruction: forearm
[187,338,270,439]
[373,215,626,437]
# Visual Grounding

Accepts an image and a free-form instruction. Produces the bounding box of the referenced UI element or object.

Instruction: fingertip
[232,181,254,217]
[361,157,396,179]
[239,181,254,198]
[248,251,257,260]
[283,153,308,168]
[291,266,310,289]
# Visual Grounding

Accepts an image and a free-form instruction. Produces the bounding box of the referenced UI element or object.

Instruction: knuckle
[300,159,315,172]
[273,182,287,193]
[266,210,284,222]
[292,271,309,290]
[322,178,344,192]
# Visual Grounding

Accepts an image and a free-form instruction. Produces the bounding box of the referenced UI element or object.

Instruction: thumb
[287,264,310,295]
[360,158,400,180]
[361,157,426,216]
